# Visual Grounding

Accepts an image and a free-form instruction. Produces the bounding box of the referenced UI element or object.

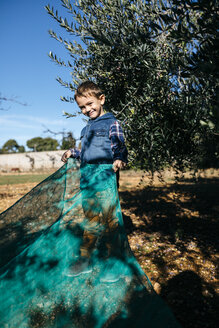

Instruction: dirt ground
[0,168,218,328]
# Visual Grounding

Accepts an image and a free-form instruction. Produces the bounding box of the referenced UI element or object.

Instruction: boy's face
[76,94,105,120]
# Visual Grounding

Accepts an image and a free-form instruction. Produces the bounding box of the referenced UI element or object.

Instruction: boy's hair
[74,81,103,100]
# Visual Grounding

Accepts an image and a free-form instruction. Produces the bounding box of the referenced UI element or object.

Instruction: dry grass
[119,169,219,328]
[0,183,37,213]
[0,168,218,327]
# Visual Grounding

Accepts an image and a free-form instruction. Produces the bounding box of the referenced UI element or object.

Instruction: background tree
[18,145,25,153]
[43,127,77,150]
[61,131,76,149]
[40,137,59,151]
[1,139,24,153]
[27,137,43,152]
[26,137,59,151]
[46,0,218,171]
[159,0,219,168]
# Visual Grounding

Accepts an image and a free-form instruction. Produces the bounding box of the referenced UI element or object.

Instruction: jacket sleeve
[69,148,81,159]
[109,121,128,163]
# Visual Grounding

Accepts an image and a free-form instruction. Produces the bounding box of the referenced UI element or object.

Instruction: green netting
[0,159,181,327]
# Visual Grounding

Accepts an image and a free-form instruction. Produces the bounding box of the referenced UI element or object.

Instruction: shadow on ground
[120,177,219,328]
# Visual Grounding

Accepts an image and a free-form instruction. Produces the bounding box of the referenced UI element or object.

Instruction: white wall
[0,150,66,171]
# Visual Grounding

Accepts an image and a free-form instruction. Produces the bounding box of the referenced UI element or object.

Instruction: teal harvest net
[0,158,181,327]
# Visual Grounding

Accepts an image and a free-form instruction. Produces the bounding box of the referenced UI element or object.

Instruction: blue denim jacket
[80,113,116,164]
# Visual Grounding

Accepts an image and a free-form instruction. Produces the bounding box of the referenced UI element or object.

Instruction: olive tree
[46,0,218,171]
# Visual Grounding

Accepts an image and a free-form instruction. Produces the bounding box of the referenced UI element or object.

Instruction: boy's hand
[61,150,72,163]
[113,160,126,172]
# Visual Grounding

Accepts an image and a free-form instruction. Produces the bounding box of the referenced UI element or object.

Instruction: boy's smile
[76,94,105,120]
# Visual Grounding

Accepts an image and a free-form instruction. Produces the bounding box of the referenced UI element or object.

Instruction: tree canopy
[61,132,76,150]
[46,0,218,171]
[26,137,59,152]
[1,139,20,153]
[1,139,25,153]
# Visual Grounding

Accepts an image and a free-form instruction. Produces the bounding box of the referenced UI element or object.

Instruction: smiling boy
[61,81,128,278]
[61,81,128,172]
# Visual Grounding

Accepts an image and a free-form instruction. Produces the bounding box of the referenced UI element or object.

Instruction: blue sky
[0,0,85,149]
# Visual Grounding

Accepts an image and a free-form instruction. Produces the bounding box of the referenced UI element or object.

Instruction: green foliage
[18,145,25,153]
[61,131,76,149]
[26,137,43,152]
[26,137,59,152]
[159,0,219,168]
[1,139,22,153]
[46,0,218,171]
